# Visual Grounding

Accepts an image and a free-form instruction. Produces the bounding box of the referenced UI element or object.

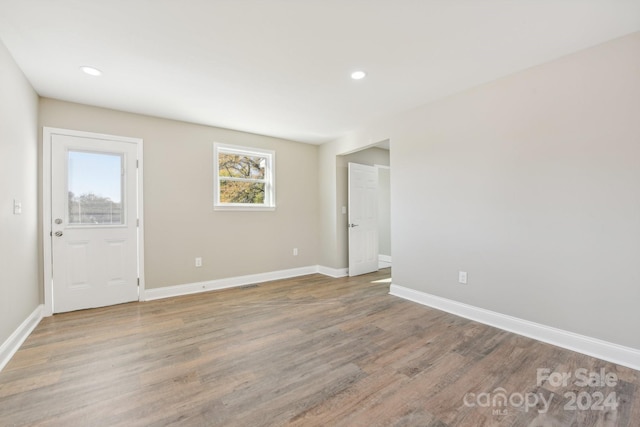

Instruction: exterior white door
[50,133,140,313]
[348,162,379,276]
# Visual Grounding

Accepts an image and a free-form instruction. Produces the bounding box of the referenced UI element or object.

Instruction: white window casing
[213,142,276,211]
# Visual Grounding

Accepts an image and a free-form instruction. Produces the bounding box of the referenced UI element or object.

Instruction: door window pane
[68,151,124,225]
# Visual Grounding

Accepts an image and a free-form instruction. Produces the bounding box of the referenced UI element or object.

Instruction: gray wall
[0,40,40,346]
[378,167,391,257]
[320,32,640,350]
[39,99,319,289]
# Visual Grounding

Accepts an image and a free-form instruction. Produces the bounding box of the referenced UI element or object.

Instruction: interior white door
[348,162,379,276]
[51,134,139,313]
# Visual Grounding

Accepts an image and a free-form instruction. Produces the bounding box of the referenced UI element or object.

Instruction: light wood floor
[1,270,638,426]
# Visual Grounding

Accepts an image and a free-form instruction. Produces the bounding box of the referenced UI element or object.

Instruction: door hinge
[136,160,139,168]
[136,218,139,227]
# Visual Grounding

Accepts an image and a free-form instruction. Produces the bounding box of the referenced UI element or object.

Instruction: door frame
[42,127,145,316]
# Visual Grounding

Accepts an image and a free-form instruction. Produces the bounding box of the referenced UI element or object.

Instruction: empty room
[1,1,639,426]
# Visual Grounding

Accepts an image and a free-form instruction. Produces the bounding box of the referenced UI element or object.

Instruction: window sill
[214,205,276,212]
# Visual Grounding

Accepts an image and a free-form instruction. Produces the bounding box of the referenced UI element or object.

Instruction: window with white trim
[213,143,275,210]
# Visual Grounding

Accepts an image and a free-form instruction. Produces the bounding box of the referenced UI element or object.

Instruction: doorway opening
[337,140,391,277]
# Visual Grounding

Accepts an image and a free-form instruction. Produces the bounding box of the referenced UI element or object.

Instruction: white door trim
[42,127,145,316]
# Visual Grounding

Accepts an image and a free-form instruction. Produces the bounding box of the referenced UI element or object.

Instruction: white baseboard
[144,266,324,301]
[389,284,640,371]
[317,265,349,278]
[0,304,43,372]
[143,265,354,300]
[378,255,392,269]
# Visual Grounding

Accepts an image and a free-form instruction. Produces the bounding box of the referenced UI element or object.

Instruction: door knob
[55,231,63,237]
[348,223,359,228]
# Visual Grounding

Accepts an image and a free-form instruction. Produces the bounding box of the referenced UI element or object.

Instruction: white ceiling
[1,1,639,144]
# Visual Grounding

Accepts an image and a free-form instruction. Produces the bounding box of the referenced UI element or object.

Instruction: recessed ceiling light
[80,66,102,76]
[351,70,367,80]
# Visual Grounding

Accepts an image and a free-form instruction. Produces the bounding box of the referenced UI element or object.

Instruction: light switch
[458,271,468,284]
[13,200,22,215]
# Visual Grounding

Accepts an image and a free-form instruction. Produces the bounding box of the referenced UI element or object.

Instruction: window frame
[213,142,276,211]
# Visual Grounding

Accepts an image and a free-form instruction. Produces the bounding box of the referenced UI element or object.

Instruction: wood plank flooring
[1,270,638,426]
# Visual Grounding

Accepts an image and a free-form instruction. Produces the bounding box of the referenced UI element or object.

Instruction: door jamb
[42,127,145,316]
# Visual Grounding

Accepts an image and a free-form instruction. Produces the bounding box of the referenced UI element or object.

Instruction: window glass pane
[68,151,124,225]
[218,153,266,179]
[219,181,265,204]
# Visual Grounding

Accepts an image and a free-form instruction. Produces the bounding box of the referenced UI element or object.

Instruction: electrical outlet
[195,257,202,267]
[293,248,298,256]
[458,271,468,284]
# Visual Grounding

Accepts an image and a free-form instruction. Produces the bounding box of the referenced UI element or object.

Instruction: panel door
[51,134,139,312]
[348,162,379,276]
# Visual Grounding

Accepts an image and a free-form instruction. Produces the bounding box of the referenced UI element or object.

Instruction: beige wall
[0,40,40,345]
[320,32,640,349]
[39,99,319,289]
